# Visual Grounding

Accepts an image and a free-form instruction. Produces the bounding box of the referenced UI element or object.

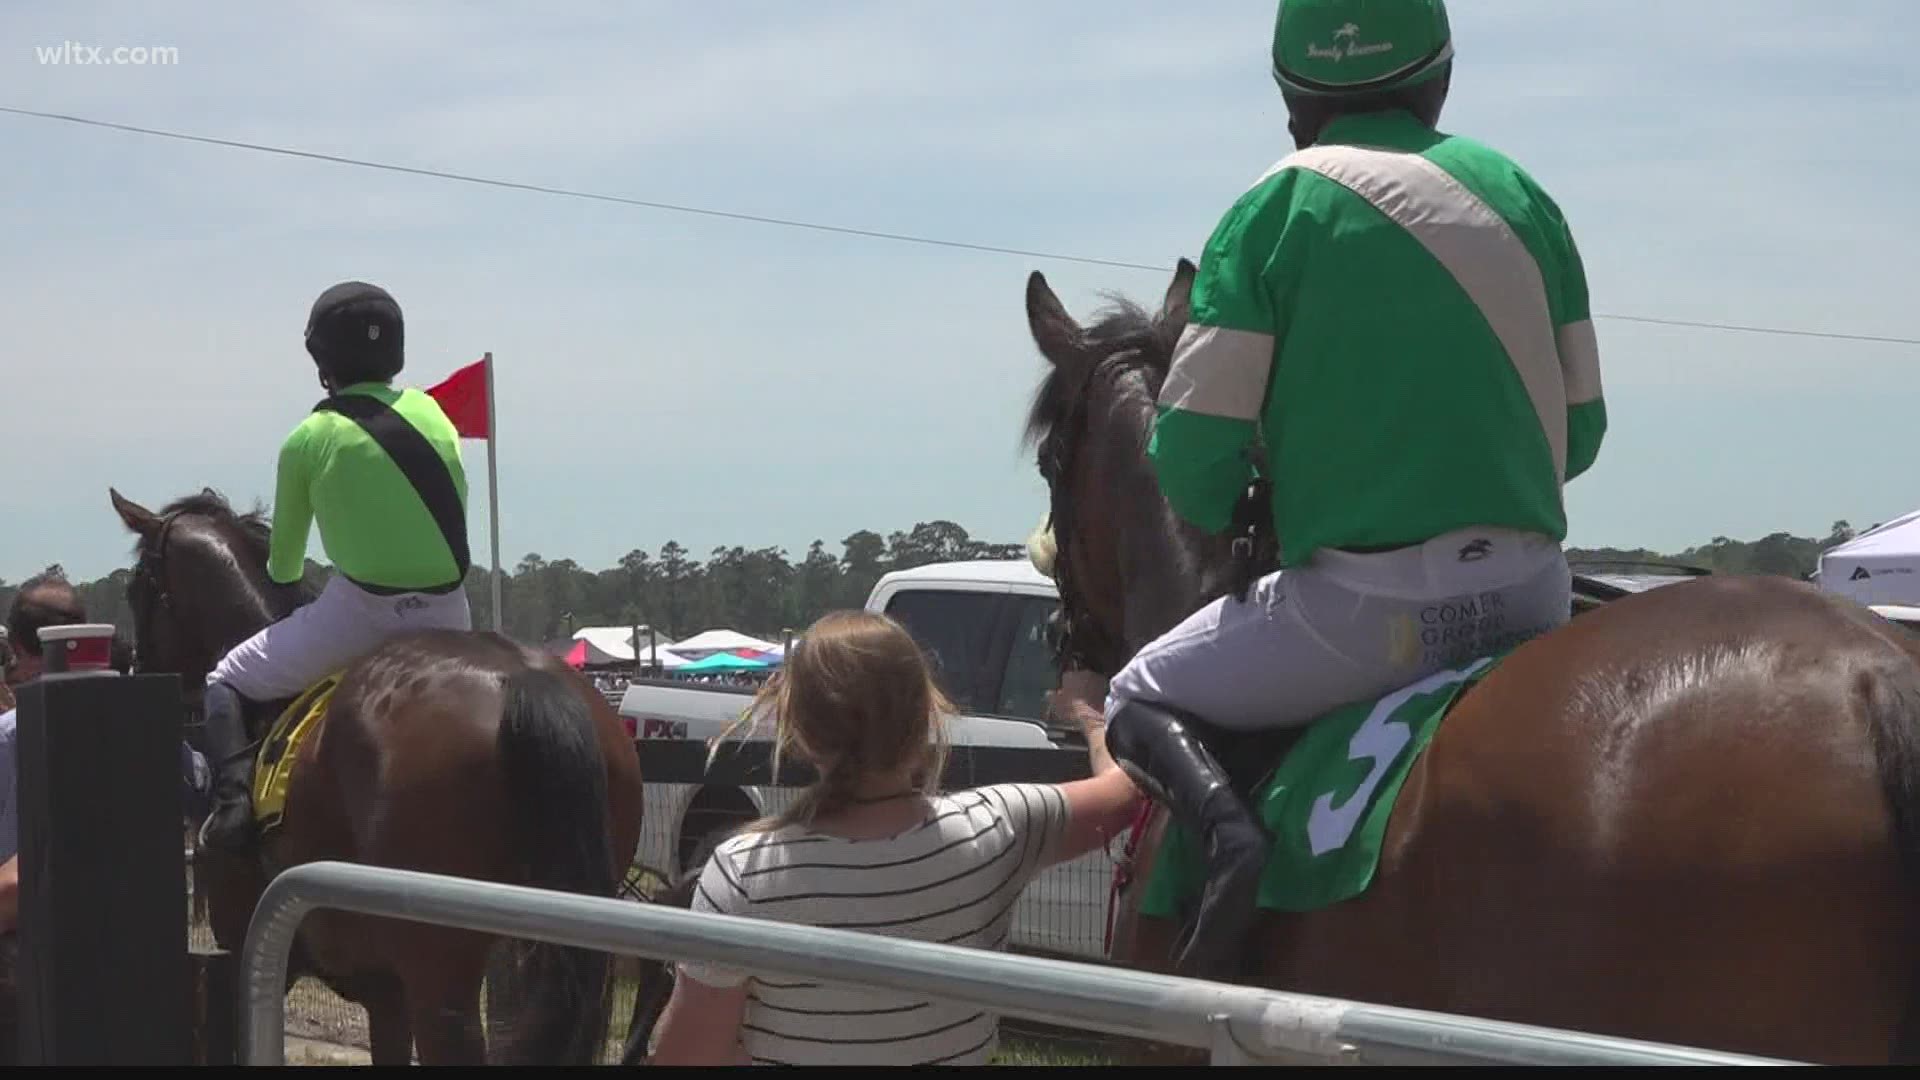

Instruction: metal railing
[238,861,1795,1066]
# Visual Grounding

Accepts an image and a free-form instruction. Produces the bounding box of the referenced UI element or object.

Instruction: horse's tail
[1865,648,1920,1063]
[489,664,616,1066]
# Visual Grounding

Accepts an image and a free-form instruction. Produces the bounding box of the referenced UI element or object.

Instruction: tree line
[1564,520,1861,581]
[1,520,1026,647]
[0,519,1871,650]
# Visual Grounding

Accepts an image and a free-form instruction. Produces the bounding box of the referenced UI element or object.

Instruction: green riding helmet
[1271,0,1453,98]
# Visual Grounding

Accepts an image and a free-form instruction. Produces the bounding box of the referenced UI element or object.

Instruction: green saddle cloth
[1141,653,1506,916]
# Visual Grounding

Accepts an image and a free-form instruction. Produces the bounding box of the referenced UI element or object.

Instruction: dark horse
[108,488,645,1065]
[1022,262,1920,1065]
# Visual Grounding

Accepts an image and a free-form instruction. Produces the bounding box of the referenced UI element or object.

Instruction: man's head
[4,570,86,685]
[305,280,404,393]
[1270,0,1454,149]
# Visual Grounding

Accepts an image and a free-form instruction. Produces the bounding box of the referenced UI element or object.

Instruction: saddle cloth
[251,672,342,837]
[1141,651,1508,918]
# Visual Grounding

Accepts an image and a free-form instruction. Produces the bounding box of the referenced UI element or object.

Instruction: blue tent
[675,652,770,674]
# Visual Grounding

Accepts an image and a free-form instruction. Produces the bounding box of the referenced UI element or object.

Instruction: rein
[1103,798,1158,955]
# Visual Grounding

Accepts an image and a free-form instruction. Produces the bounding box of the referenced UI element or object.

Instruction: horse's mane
[140,488,313,618]
[142,490,274,562]
[1022,294,1177,455]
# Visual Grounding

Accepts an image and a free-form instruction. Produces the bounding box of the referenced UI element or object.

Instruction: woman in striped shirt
[646,609,1142,1066]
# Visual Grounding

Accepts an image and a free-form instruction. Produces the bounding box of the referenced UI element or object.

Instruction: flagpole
[484,351,502,634]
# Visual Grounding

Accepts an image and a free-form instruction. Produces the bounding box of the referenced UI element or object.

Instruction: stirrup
[196,768,257,854]
[198,806,256,854]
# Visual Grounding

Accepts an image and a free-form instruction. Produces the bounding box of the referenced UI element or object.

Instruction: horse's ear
[1163,258,1197,326]
[1025,270,1086,365]
[110,488,161,538]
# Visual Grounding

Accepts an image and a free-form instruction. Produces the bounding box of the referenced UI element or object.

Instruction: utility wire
[5,103,1918,349]
[1576,312,1918,348]
[0,105,1157,273]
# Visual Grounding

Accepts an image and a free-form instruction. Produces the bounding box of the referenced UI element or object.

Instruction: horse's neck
[201,569,295,666]
[1123,512,1231,646]
[1109,461,1231,652]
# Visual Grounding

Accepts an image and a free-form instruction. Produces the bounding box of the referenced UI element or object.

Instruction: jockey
[196,281,475,856]
[1103,0,1606,979]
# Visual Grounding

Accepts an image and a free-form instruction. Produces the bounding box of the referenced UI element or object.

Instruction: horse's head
[108,487,307,696]
[1021,261,1239,678]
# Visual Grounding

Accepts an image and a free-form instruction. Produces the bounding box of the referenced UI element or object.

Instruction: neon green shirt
[268,381,469,590]
[1150,109,1605,567]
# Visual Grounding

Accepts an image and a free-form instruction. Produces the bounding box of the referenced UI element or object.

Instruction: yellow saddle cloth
[251,673,342,836]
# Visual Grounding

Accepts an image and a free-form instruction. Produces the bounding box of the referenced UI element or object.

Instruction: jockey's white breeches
[1105,526,1571,733]
[207,573,472,701]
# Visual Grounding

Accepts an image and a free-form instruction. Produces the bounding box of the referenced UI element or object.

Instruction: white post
[484,351,502,634]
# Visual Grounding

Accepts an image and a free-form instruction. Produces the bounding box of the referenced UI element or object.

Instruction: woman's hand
[1053,669,1111,718]
[1049,669,1116,775]
[1046,669,1143,865]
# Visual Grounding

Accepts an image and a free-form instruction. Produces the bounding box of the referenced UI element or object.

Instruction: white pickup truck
[618,559,1118,962]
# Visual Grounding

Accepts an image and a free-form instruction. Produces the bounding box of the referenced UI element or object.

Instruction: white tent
[1816,509,1920,607]
[571,626,691,669]
[637,641,692,670]
[570,627,636,665]
[666,629,780,658]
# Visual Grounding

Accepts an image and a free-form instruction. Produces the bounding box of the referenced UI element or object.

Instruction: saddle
[1211,724,1306,806]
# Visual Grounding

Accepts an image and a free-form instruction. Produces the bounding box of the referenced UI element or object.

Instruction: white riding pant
[207,573,472,701]
[1105,527,1572,733]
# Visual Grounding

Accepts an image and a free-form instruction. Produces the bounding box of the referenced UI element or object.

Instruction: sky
[1,0,1916,584]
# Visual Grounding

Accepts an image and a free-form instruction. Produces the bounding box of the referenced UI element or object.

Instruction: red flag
[426,357,491,439]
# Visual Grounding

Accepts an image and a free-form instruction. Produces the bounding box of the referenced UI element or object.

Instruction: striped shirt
[680,783,1071,1066]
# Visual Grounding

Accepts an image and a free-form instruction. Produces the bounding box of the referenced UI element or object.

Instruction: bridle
[1036,351,1138,679]
[127,508,215,720]
[1037,330,1276,680]
[129,510,185,677]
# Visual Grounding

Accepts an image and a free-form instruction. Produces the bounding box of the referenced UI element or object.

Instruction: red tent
[563,640,589,669]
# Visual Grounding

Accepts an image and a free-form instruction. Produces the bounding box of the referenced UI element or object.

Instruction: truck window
[994,596,1060,724]
[882,589,1002,712]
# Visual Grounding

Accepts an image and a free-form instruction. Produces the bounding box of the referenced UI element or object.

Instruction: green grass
[991,1033,1116,1066]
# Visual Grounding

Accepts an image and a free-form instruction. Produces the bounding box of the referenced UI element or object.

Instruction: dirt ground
[284,1036,371,1066]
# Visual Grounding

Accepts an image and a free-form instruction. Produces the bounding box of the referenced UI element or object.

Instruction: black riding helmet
[305,281,404,390]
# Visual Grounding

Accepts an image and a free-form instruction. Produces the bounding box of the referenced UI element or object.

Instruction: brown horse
[1021,263,1920,1065]
[108,488,644,1066]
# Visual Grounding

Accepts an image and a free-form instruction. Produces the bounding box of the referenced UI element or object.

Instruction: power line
[5,103,1919,349]
[1582,311,1919,348]
[0,105,1158,274]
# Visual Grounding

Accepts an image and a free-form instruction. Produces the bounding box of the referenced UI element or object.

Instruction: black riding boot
[198,680,258,855]
[1107,699,1268,981]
